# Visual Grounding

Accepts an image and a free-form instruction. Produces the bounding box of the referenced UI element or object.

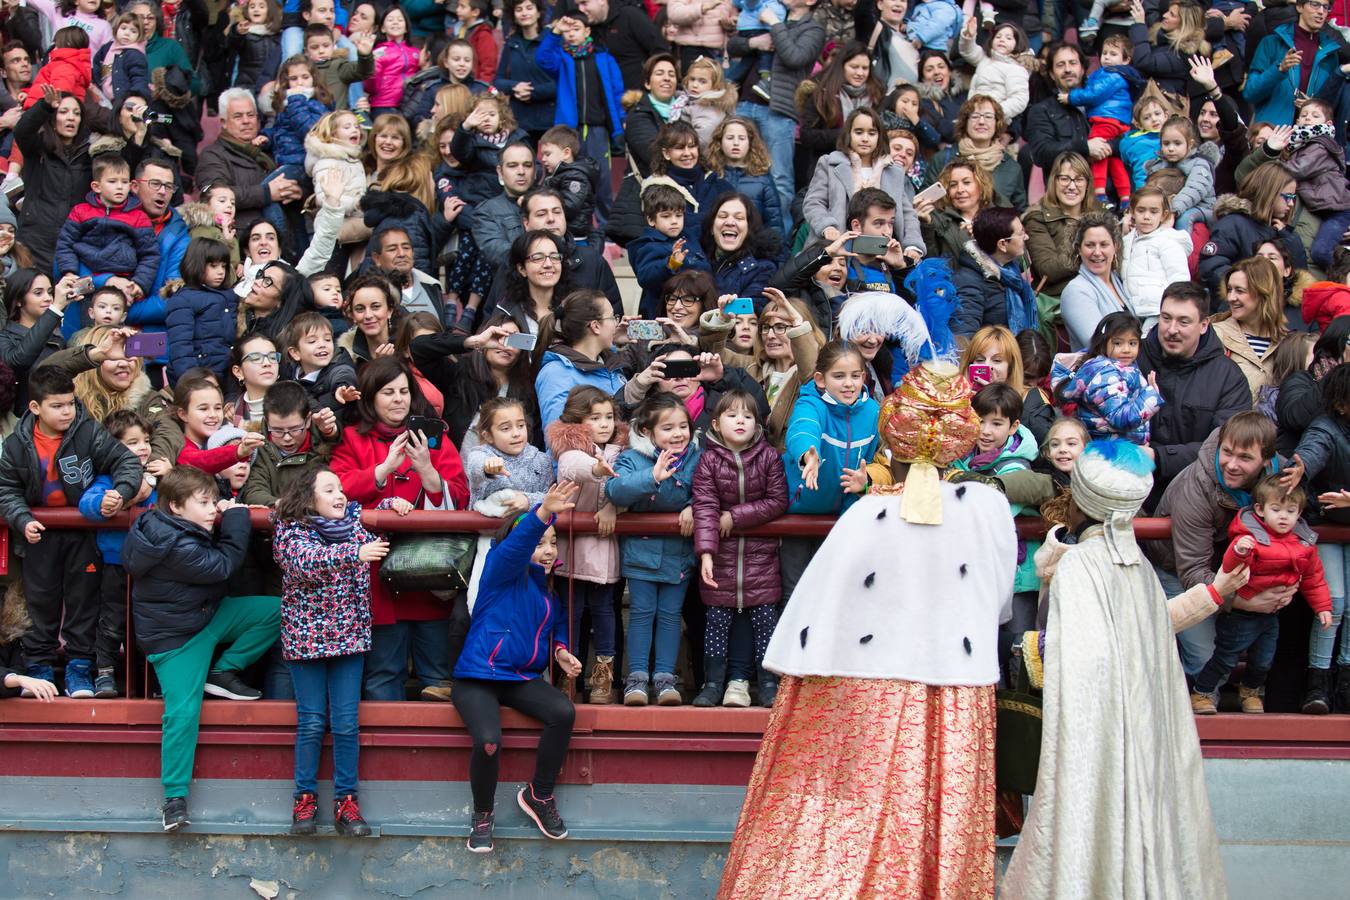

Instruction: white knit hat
[1070,441,1154,565]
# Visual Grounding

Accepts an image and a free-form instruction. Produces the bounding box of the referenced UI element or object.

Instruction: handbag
[995,639,1043,795]
[378,488,477,595]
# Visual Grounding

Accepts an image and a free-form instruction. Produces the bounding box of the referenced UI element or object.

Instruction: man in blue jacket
[1244,0,1346,130]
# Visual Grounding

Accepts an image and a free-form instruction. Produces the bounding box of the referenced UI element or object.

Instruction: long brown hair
[809,41,884,126]
[1222,256,1288,341]
[272,55,333,113]
[704,116,772,177]
[1240,161,1297,227]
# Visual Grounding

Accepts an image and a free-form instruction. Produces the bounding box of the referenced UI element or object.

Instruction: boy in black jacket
[539,125,600,243]
[122,465,280,832]
[282,311,358,415]
[0,366,140,699]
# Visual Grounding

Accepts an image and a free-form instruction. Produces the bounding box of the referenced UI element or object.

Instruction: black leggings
[451,677,576,813]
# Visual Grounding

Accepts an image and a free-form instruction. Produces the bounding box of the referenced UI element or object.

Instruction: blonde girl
[305,111,367,215]
[676,56,737,148]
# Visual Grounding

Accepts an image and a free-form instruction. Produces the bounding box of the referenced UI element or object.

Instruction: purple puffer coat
[692,430,789,609]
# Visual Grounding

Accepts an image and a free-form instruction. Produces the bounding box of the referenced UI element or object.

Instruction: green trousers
[147,595,281,799]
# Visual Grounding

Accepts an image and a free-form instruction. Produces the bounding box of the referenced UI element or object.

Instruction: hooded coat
[958,31,1031,118]
[164,283,239,384]
[782,380,880,515]
[547,420,628,584]
[1222,506,1330,609]
[535,344,629,434]
[1068,63,1143,123]
[1060,355,1165,444]
[1121,225,1192,321]
[1300,281,1350,333]
[1144,143,1219,222]
[692,429,789,609]
[365,40,420,109]
[304,131,366,213]
[606,431,702,584]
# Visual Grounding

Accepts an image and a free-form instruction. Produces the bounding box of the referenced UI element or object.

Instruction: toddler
[1119,94,1169,192]
[226,0,283,94]
[958,18,1032,120]
[1056,312,1164,445]
[283,311,357,414]
[607,392,703,707]
[92,11,149,104]
[905,0,962,52]
[629,184,712,319]
[1268,100,1350,270]
[165,238,238,385]
[55,155,160,303]
[87,287,129,328]
[307,272,350,338]
[452,93,528,179]
[727,0,785,95]
[24,26,91,108]
[267,56,333,171]
[692,390,788,708]
[304,110,366,215]
[539,125,600,243]
[675,56,737,149]
[1144,116,1215,230]
[546,386,628,705]
[1121,186,1191,325]
[1062,34,1142,208]
[1191,476,1332,715]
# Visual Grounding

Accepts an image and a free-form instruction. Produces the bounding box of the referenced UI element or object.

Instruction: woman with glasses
[922,94,1026,211]
[534,289,628,434]
[1199,161,1308,302]
[242,259,311,344]
[330,356,470,702]
[225,332,282,425]
[495,230,572,347]
[1024,152,1101,299]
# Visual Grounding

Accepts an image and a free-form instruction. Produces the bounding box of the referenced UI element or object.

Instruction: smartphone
[724,297,755,316]
[849,235,891,256]
[662,358,702,378]
[626,320,666,342]
[914,182,947,205]
[968,364,993,388]
[72,276,95,297]
[405,415,448,450]
[125,332,166,358]
[504,331,537,351]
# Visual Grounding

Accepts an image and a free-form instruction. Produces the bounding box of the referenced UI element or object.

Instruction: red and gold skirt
[718,676,997,900]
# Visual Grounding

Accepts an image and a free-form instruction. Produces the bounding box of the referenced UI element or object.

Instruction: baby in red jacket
[23,27,92,109]
[1191,475,1332,716]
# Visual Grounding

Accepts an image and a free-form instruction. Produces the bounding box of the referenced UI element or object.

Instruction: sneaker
[723,679,751,708]
[291,791,318,835]
[162,796,190,832]
[94,668,118,699]
[467,810,494,853]
[653,672,681,706]
[420,681,455,702]
[623,672,649,706]
[757,671,779,708]
[751,74,772,103]
[1238,685,1264,714]
[333,794,372,837]
[1078,16,1099,39]
[204,670,262,701]
[588,655,615,704]
[63,659,95,698]
[20,663,53,698]
[516,785,568,839]
[1190,689,1217,715]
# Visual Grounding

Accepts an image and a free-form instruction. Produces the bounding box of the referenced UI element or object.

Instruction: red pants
[1088,117,1131,201]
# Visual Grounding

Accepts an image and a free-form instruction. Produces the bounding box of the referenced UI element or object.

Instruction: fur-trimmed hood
[304,132,363,162]
[1213,194,1251,220]
[915,70,969,101]
[546,419,630,456]
[177,200,215,230]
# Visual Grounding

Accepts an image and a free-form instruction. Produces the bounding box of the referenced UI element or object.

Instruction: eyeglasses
[254,275,275,289]
[140,179,173,193]
[592,314,619,324]
[967,112,997,123]
[1304,1,1331,11]
[525,252,563,264]
[759,323,790,336]
[1056,174,1087,186]
[665,295,699,308]
[1280,192,1298,204]
[242,351,281,365]
[266,422,308,438]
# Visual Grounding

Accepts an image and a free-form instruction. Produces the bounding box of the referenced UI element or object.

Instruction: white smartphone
[914,182,947,205]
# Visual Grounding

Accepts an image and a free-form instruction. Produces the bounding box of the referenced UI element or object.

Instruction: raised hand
[652,448,677,483]
[540,480,581,518]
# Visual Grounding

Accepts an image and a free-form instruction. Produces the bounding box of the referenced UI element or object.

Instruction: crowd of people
[0,0,1345,858]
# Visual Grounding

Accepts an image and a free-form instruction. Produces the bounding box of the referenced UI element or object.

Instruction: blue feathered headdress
[904,258,960,362]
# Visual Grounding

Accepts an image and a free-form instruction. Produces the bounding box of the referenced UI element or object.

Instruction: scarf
[373,421,407,441]
[957,137,1009,173]
[1214,453,1280,510]
[309,501,359,544]
[848,151,883,192]
[999,258,1038,335]
[966,429,1022,472]
[276,431,313,459]
[1289,122,1335,151]
[686,386,706,424]
[648,93,674,120]
[221,133,275,171]
[564,36,595,59]
[840,82,868,119]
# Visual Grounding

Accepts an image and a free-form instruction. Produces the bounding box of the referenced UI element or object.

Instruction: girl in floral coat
[272,467,413,838]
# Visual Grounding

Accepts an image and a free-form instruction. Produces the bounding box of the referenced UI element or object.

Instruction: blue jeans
[1194,611,1278,694]
[567,579,617,657]
[1311,543,1350,669]
[736,101,796,238]
[1311,210,1350,270]
[363,619,451,700]
[291,653,364,797]
[627,578,685,676]
[1154,563,1215,677]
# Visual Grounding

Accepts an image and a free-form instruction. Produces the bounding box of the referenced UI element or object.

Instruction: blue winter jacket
[782,380,880,514]
[165,284,239,385]
[905,0,962,51]
[453,509,570,682]
[723,167,783,235]
[606,434,702,583]
[55,191,160,294]
[534,345,629,434]
[268,93,331,167]
[629,226,711,318]
[1068,64,1139,124]
[79,474,154,566]
[1119,128,1159,190]
[712,252,779,307]
[92,44,150,102]
[1245,24,1344,127]
[494,31,558,134]
[534,31,627,137]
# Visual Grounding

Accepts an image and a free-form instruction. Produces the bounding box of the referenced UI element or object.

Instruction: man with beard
[1019,43,1111,182]
[367,226,449,326]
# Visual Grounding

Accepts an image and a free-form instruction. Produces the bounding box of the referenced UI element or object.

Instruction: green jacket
[238,428,337,506]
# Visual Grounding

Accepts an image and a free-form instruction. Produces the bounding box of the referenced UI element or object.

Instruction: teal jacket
[1245,24,1344,128]
[782,381,880,515]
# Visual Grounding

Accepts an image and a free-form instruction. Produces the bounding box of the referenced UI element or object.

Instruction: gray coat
[766,16,825,122]
[469,192,525,270]
[801,151,925,252]
[1059,265,1135,351]
[1145,144,1218,222]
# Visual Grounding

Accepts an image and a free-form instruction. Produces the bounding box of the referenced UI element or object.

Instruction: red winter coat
[23,47,91,108]
[1301,281,1350,333]
[464,21,498,83]
[692,431,789,609]
[1222,507,1332,613]
[330,423,470,624]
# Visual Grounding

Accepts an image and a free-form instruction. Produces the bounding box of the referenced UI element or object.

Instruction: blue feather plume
[904,259,960,362]
[1083,439,1156,476]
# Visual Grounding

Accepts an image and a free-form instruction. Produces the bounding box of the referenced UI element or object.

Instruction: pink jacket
[365,40,420,108]
[666,0,734,50]
[547,420,628,585]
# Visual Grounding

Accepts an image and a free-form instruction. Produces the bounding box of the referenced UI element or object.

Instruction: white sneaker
[723,679,751,707]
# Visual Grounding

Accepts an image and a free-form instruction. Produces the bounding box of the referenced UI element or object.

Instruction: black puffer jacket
[1276,368,1323,457]
[0,312,64,414]
[12,99,91,274]
[1019,96,1088,179]
[123,506,253,654]
[1137,324,1253,508]
[226,29,282,93]
[1198,195,1306,304]
[362,190,443,276]
[1296,412,1350,524]
[951,246,1011,338]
